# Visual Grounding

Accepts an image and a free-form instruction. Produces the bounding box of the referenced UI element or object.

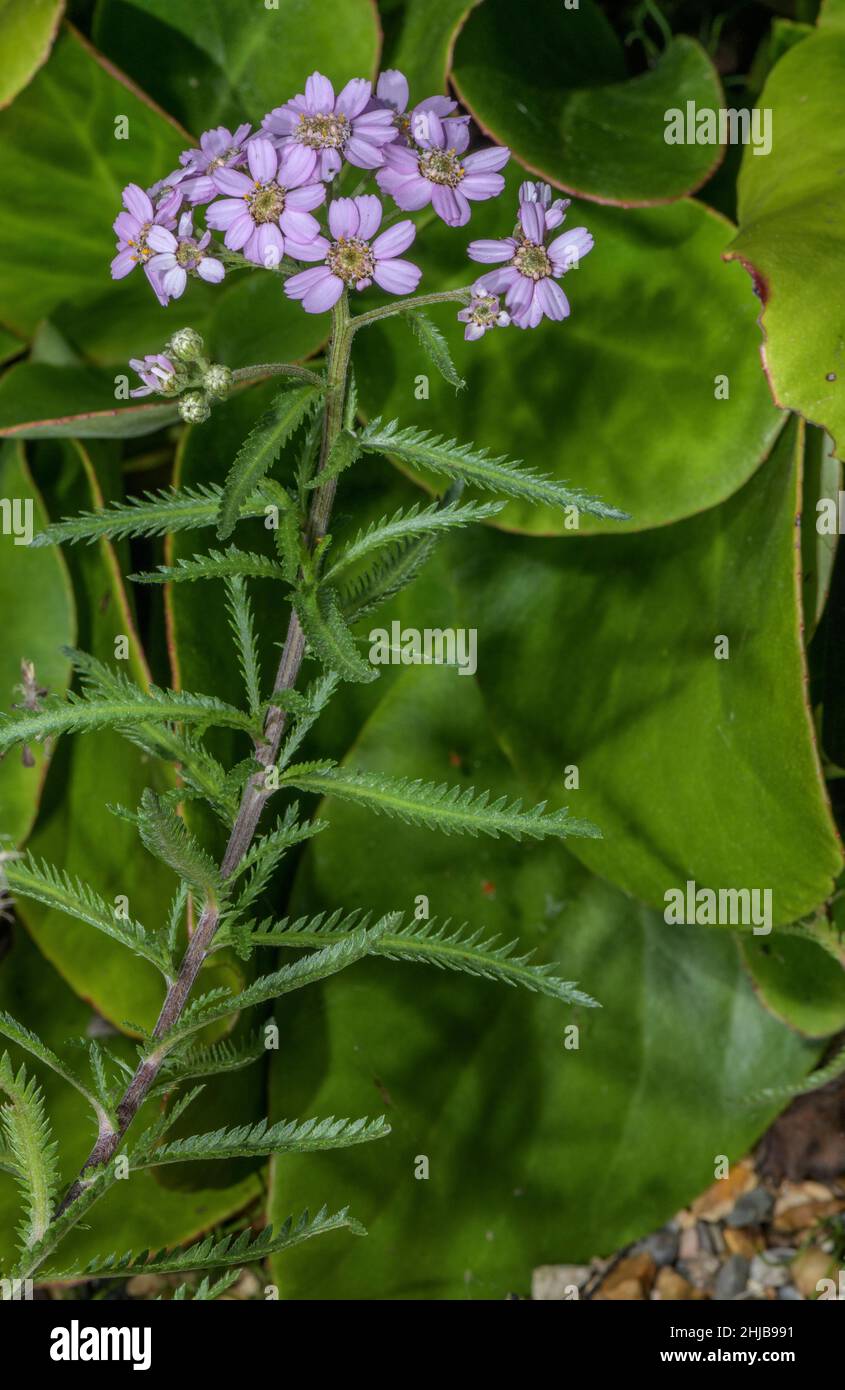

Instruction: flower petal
[536,277,570,321]
[431,184,470,226]
[284,181,326,212]
[376,169,432,210]
[277,142,315,188]
[467,237,516,264]
[376,69,409,111]
[372,256,422,294]
[354,194,383,240]
[256,223,285,268]
[473,266,519,294]
[247,137,278,183]
[463,145,511,174]
[206,197,249,230]
[372,219,416,259]
[462,172,505,202]
[304,71,334,113]
[519,201,544,242]
[336,77,372,119]
[198,256,225,283]
[146,225,177,254]
[285,234,331,263]
[224,211,255,250]
[328,197,359,240]
[285,266,333,299]
[110,249,137,279]
[214,167,252,196]
[345,135,390,169]
[123,183,153,221]
[302,273,345,313]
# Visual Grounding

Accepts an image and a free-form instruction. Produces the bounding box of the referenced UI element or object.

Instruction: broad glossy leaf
[740,933,845,1039]
[389,0,478,97]
[452,0,723,205]
[724,25,845,456]
[354,170,783,534]
[802,428,840,636]
[0,923,259,1273]
[0,362,182,439]
[94,0,381,133]
[0,441,74,843]
[0,28,186,335]
[452,419,842,927]
[0,0,63,109]
[267,666,818,1297]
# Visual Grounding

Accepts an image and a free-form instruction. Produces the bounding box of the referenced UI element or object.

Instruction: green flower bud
[168,327,205,362]
[203,363,233,400]
[178,390,211,425]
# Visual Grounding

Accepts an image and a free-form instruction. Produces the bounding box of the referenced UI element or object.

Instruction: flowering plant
[0,63,623,1295]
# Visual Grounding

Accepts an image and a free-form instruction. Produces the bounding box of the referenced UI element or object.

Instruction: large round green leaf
[93,0,381,134]
[266,666,818,1298]
[724,25,845,457]
[0,0,63,109]
[0,28,187,336]
[354,171,783,534]
[451,0,723,206]
[388,0,478,97]
[0,441,74,843]
[451,419,842,927]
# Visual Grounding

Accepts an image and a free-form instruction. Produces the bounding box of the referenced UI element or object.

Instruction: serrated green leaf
[294,583,379,684]
[134,1114,390,1168]
[402,310,465,391]
[130,545,287,586]
[324,497,503,585]
[3,855,171,976]
[217,384,322,540]
[358,417,628,520]
[280,764,601,842]
[137,791,222,904]
[0,1054,60,1251]
[306,427,360,488]
[0,1013,107,1124]
[30,483,273,547]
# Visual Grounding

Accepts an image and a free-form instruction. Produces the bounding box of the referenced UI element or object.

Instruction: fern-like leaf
[46,1206,365,1281]
[305,427,360,488]
[359,417,629,520]
[134,1114,389,1168]
[238,914,598,1007]
[217,384,323,539]
[162,918,394,1048]
[340,535,437,624]
[402,310,465,391]
[166,1271,241,1301]
[0,1054,60,1251]
[30,483,272,547]
[0,681,256,756]
[130,545,286,586]
[279,763,601,841]
[153,1036,267,1094]
[223,575,262,718]
[294,583,379,683]
[0,1013,108,1123]
[3,855,172,975]
[137,791,223,904]
[323,497,503,584]
[227,805,326,916]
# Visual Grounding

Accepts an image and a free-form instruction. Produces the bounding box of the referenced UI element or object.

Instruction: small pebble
[713,1254,750,1300]
[728,1188,773,1227]
[644,1229,679,1267]
[750,1253,791,1288]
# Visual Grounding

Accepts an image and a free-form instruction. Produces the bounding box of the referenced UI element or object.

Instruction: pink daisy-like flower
[146,211,225,301]
[128,353,179,398]
[262,71,397,181]
[467,194,594,328]
[519,179,571,230]
[178,123,253,204]
[205,137,326,267]
[376,110,509,227]
[111,184,182,305]
[370,69,469,149]
[457,291,510,342]
[284,194,421,313]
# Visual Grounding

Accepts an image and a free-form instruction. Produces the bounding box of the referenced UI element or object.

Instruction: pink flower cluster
[112,68,593,343]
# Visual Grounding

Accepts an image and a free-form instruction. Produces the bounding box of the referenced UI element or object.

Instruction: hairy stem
[349,285,474,332]
[52,296,353,1229]
[232,362,323,387]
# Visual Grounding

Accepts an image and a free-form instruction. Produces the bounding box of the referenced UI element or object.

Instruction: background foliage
[0,0,843,1297]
